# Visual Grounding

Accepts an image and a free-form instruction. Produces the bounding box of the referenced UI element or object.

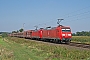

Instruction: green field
[72,36,90,44]
[0,37,90,60]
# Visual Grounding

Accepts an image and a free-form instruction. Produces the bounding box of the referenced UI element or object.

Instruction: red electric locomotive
[41,25,72,43]
[31,29,43,40]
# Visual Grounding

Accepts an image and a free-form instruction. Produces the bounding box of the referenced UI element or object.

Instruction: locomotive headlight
[68,34,71,36]
[62,34,65,36]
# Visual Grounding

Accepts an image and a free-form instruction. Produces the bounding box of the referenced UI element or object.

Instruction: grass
[0,38,45,60]
[72,36,90,44]
[0,37,90,60]
[0,38,14,60]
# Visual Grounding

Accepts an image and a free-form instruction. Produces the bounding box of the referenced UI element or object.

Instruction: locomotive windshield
[62,29,71,32]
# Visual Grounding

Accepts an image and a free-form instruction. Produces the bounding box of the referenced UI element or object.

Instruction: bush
[2,32,8,38]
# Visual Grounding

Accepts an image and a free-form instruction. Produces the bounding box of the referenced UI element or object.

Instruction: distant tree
[12,31,17,33]
[88,31,90,36]
[72,33,76,36]
[74,31,90,36]
[2,32,8,38]
[76,32,80,36]
[17,30,19,33]
[19,28,24,32]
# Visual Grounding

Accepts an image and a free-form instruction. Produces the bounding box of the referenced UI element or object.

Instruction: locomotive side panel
[42,30,48,38]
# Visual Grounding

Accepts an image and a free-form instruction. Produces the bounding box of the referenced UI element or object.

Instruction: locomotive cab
[61,26,72,43]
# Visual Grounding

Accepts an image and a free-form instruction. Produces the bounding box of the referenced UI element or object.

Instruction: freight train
[9,25,72,43]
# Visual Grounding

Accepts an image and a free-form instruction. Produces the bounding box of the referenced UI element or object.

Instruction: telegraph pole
[23,23,25,31]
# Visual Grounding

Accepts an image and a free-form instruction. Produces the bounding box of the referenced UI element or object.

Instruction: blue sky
[0,0,90,33]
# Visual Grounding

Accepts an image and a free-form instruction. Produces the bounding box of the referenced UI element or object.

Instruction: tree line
[72,31,90,36]
[12,28,24,33]
[0,28,24,38]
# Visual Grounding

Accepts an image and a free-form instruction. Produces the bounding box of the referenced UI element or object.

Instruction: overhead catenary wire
[64,11,90,22]
[25,6,90,29]
[63,16,90,23]
[63,11,90,19]
[37,6,90,27]
[59,6,90,18]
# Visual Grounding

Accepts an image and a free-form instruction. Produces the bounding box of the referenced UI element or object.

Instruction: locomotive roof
[61,26,70,29]
[58,25,70,29]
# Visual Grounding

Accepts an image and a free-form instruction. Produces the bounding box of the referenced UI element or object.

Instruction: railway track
[34,39,90,49]
[17,37,90,50]
[66,42,90,49]
[27,39,90,50]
